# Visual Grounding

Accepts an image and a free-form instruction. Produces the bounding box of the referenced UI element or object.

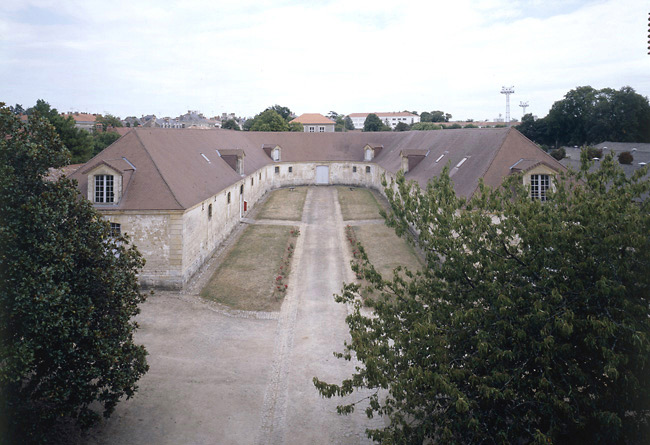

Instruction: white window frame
[319,126,325,132]
[95,174,114,203]
[530,174,550,201]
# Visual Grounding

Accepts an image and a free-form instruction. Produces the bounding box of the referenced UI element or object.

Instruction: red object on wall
[244,201,247,212]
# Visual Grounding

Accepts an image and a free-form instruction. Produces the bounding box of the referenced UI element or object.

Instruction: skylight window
[201,153,210,163]
[435,154,445,163]
[456,157,468,168]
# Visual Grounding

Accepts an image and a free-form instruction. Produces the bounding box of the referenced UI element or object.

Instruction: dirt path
[86,187,378,445]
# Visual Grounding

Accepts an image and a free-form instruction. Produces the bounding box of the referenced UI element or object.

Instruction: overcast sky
[1,0,648,121]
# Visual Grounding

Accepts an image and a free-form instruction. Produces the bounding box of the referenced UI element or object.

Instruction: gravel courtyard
[85,187,384,445]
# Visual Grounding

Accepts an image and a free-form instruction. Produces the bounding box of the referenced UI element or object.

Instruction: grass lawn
[200,224,298,312]
[352,224,423,278]
[337,186,383,220]
[256,186,308,221]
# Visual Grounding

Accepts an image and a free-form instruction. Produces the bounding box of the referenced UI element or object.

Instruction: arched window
[227,192,231,204]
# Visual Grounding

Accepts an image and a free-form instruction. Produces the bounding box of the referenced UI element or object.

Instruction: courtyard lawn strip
[256,186,308,221]
[336,186,383,220]
[346,223,423,301]
[200,224,299,312]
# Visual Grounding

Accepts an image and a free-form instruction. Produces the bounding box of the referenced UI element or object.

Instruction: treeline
[517,86,650,149]
[7,100,122,164]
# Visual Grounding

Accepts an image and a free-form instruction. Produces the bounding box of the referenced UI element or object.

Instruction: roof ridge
[133,129,184,209]
[469,128,511,197]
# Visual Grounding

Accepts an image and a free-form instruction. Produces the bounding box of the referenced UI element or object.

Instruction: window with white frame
[530,174,550,201]
[319,127,325,132]
[309,126,315,132]
[95,175,114,203]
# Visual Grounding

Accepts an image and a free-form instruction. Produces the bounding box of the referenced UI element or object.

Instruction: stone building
[70,127,563,289]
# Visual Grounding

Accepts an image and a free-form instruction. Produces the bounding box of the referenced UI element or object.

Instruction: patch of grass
[337,186,383,220]
[256,186,308,221]
[200,224,298,312]
[353,224,422,277]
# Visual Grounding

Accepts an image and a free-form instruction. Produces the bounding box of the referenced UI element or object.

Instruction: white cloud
[0,0,648,120]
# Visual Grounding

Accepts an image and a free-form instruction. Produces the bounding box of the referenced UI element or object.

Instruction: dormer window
[95,174,114,203]
[365,148,373,161]
[272,148,280,161]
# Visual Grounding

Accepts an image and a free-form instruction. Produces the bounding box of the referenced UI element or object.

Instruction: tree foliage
[394,121,410,132]
[411,122,442,131]
[249,109,289,132]
[26,100,94,163]
[518,86,650,148]
[95,114,123,129]
[221,118,240,130]
[618,151,633,165]
[315,154,650,444]
[0,106,149,443]
[344,116,355,131]
[266,104,293,121]
[421,110,452,123]
[363,114,387,132]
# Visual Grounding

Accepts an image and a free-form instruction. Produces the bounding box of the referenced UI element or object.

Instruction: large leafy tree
[519,86,650,147]
[315,153,650,444]
[0,106,149,443]
[95,113,123,129]
[363,113,387,132]
[249,109,289,131]
[344,115,355,131]
[26,100,94,163]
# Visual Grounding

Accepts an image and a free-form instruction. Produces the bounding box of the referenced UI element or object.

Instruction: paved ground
[85,187,382,445]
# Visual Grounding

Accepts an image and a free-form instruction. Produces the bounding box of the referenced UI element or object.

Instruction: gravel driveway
[86,187,378,445]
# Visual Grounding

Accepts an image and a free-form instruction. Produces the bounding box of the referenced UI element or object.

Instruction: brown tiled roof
[69,127,564,210]
[63,113,97,123]
[290,113,335,125]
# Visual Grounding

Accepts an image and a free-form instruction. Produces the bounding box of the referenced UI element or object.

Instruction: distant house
[348,112,420,130]
[290,113,335,133]
[63,113,99,131]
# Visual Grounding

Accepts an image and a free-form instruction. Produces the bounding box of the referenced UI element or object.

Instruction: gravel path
[85,187,379,445]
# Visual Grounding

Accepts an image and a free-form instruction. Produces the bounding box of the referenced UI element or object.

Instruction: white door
[315,165,329,184]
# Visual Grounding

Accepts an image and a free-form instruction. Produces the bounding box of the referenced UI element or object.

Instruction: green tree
[430,110,452,122]
[26,100,94,163]
[288,121,303,132]
[249,109,289,132]
[92,131,121,156]
[446,123,462,129]
[0,106,149,443]
[315,154,650,444]
[266,105,293,121]
[394,121,410,131]
[344,116,355,131]
[464,123,478,128]
[221,118,240,130]
[363,113,385,132]
[550,146,566,160]
[96,114,123,129]
[335,115,345,132]
[411,122,442,131]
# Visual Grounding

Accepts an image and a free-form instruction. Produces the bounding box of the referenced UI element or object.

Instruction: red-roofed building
[290,113,335,133]
[62,113,100,132]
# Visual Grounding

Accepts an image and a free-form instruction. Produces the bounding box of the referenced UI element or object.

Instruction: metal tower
[501,86,515,125]
[519,101,529,117]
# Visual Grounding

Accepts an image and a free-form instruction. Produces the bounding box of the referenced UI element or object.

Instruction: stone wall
[100,161,396,289]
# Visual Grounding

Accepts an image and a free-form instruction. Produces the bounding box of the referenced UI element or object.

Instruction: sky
[1,0,648,121]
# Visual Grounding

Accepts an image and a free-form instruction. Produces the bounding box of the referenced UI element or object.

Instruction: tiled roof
[70,128,564,210]
[290,113,335,125]
[63,113,97,123]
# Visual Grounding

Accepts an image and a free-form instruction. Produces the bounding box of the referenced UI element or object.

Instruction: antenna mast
[519,101,529,117]
[501,86,515,126]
